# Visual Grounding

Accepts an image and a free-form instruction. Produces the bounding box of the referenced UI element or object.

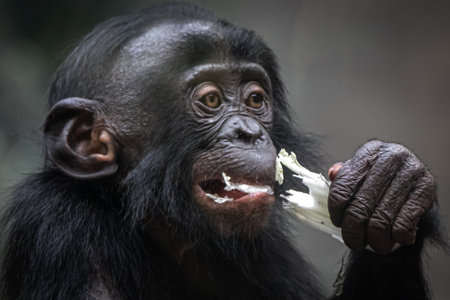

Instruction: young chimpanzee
[0,3,443,300]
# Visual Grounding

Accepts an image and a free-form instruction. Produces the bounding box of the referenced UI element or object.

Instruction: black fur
[332,203,446,300]
[0,2,444,300]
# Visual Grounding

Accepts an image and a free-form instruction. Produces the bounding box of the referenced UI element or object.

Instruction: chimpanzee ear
[44,97,118,179]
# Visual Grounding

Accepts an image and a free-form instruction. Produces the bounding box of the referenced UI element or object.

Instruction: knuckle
[379,142,409,158]
[389,144,410,161]
[410,193,434,212]
[395,200,424,228]
[422,171,436,189]
[408,162,425,177]
[411,175,436,207]
[345,201,372,224]
[369,209,391,228]
[356,140,383,157]
[365,140,384,149]
[392,218,416,244]
[329,180,353,204]
[393,219,410,234]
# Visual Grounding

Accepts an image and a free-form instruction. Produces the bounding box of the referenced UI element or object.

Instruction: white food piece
[275,157,284,185]
[205,193,234,204]
[277,149,401,252]
[204,173,273,205]
[222,173,273,195]
[277,149,342,241]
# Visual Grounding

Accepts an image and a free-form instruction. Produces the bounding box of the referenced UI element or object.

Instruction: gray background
[1,0,449,298]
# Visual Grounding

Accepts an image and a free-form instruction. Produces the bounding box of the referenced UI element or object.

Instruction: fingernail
[328,162,344,181]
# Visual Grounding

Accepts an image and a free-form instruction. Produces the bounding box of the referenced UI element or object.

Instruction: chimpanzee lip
[194,174,274,204]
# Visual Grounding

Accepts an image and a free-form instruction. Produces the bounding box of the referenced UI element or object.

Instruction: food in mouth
[203,173,273,204]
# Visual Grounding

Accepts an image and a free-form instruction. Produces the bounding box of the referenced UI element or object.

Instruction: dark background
[1,0,449,298]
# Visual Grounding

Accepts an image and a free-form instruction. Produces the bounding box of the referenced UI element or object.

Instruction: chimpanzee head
[43,3,312,242]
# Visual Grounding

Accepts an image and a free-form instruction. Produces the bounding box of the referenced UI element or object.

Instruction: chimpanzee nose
[218,115,265,146]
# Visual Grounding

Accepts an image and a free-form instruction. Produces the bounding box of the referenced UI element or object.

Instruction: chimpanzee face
[44,21,280,238]
[188,62,276,236]
[121,23,277,235]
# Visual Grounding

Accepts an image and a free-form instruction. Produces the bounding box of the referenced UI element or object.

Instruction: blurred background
[1,0,449,298]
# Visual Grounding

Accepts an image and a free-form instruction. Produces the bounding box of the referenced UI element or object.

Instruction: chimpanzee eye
[246,93,263,109]
[200,93,221,109]
[195,83,222,110]
[244,82,266,110]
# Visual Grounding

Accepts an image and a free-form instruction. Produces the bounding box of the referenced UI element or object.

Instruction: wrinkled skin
[328,140,435,254]
[188,63,277,236]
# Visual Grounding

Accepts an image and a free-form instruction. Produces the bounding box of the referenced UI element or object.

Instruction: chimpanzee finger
[328,162,343,181]
[366,159,424,253]
[392,171,435,245]
[328,140,383,227]
[340,150,405,250]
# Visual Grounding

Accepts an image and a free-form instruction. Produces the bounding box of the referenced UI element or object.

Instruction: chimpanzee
[0,3,443,300]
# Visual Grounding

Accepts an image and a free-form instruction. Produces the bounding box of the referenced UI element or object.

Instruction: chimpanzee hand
[327,140,436,254]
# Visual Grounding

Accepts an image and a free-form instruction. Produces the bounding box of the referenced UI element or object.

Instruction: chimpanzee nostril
[235,127,262,144]
[218,115,265,146]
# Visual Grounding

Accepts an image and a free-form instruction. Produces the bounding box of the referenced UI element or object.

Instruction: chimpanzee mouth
[197,173,274,204]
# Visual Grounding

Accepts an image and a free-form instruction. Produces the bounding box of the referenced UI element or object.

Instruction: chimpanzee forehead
[115,21,224,75]
[107,19,272,103]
